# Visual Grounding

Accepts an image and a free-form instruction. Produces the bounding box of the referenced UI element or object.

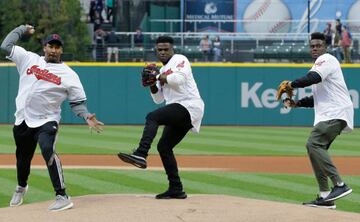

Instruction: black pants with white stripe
[13,121,66,196]
[136,103,193,190]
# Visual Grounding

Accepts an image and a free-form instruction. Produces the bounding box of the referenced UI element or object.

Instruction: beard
[46,55,60,63]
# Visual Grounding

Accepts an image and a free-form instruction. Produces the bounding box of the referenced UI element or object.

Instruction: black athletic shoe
[323,184,352,202]
[117,152,147,169]
[155,189,187,199]
[303,196,336,209]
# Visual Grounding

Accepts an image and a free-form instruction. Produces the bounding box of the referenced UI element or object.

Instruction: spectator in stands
[199,35,212,62]
[134,28,144,48]
[332,26,342,62]
[212,36,222,62]
[105,30,119,62]
[340,25,352,63]
[323,22,333,52]
[94,29,106,61]
[106,0,113,23]
[89,0,96,23]
[335,19,342,37]
[93,11,102,32]
[95,0,104,23]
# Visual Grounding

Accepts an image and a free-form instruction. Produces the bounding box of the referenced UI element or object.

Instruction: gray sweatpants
[306,119,347,191]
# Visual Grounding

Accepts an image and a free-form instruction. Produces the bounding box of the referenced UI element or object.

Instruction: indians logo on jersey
[26,65,61,85]
[162,68,173,75]
[176,61,185,69]
[315,60,326,67]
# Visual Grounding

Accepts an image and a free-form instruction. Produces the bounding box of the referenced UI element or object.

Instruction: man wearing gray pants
[277,32,353,209]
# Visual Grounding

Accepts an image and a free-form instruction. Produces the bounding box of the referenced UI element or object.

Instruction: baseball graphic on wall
[347,0,360,33]
[243,0,291,35]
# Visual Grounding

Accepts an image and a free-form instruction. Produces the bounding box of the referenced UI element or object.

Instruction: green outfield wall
[1,63,359,126]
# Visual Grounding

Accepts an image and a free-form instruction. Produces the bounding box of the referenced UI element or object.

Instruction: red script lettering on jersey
[176,61,185,68]
[26,65,61,85]
[162,68,173,75]
[315,60,325,67]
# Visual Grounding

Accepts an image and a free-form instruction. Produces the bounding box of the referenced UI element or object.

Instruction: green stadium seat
[277,46,292,60]
[130,47,145,62]
[253,46,265,60]
[118,48,131,61]
[263,46,279,60]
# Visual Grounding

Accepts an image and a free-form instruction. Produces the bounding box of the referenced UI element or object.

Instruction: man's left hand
[86,113,104,133]
[283,98,298,109]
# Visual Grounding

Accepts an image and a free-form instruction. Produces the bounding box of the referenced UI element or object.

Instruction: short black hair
[156,36,174,44]
[310,32,326,41]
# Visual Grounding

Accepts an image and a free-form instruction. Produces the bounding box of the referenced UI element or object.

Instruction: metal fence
[90,31,359,63]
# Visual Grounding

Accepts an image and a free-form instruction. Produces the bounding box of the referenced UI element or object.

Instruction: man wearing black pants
[118,36,204,199]
[13,121,62,196]
[1,24,104,211]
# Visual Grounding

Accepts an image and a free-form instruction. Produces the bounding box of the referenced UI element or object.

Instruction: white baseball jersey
[8,46,86,128]
[151,54,204,133]
[310,53,354,132]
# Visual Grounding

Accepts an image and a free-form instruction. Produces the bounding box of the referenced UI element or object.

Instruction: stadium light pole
[180,0,184,32]
[307,0,310,33]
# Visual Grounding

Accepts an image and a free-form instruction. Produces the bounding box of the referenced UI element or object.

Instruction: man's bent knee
[41,149,56,166]
[145,111,157,122]
[157,142,170,155]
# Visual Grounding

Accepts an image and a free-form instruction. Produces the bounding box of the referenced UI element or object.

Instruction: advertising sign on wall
[185,0,360,34]
[237,0,359,35]
[184,0,235,32]
[1,65,359,127]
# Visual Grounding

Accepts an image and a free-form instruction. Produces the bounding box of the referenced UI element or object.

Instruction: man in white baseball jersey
[118,36,204,199]
[1,24,104,211]
[280,32,353,209]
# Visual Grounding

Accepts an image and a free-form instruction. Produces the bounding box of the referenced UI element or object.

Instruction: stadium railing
[86,31,358,63]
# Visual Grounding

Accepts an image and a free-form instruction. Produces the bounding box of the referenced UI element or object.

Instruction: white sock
[320,191,331,198]
[336,182,344,187]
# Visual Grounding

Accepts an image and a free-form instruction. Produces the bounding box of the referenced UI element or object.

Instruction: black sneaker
[303,196,336,209]
[155,189,187,199]
[323,184,352,202]
[117,152,147,169]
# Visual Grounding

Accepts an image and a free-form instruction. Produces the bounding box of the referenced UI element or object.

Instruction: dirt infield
[1,154,360,221]
[0,154,360,175]
[0,194,359,222]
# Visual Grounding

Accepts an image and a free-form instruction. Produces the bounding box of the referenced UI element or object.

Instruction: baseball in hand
[25,24,35,34]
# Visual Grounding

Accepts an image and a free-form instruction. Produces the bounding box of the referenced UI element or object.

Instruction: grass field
[1,125,360,156]
[0,125,359,213]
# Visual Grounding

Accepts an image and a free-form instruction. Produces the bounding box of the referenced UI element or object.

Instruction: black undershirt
[290,71,322,88]
[290,71,322,108]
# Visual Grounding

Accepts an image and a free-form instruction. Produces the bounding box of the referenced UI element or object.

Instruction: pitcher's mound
[0,194,359,222]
